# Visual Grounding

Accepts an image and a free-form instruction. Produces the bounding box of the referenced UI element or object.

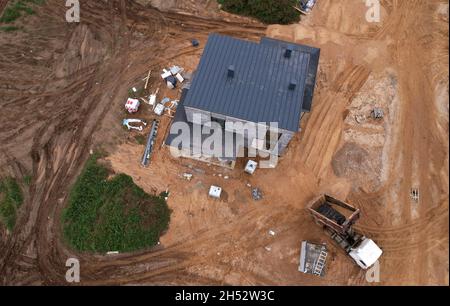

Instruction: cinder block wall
[185,107,296,157]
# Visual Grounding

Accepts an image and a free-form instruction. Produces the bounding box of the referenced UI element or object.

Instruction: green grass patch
[0,25,20,32]
[0,177,24,231]
[62,155,171,253]
[134,134,146,145]
[0,6,21,23]
[23,175,32,186]
[127,87,144,99]
[0,0,44,23]
[218,0,301,25]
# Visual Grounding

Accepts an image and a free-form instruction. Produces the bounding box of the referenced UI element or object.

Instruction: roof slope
[260,37,320,112]
[183,34,320,132]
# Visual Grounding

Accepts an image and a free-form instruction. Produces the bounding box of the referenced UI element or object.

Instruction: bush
[134,134,146,145]
[219,0,301,25]
[23,174,32,185]
[62,155,171,253]
[0,6,22,23]
[0,0,44,23]
[0,177,24,230]
[0,26,20,32]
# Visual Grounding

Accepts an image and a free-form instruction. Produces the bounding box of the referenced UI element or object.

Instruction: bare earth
[0,0,448,285]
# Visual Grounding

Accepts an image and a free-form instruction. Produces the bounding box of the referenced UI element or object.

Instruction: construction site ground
[0,0,448,285]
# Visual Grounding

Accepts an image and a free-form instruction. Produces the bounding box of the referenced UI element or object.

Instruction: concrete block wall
[185,107,296,157]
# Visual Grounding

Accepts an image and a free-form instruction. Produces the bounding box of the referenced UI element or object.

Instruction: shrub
[0,0,44,23]
[218,0,301,25]
[0,177,24,230]
[134,134,146,145]
[62,155,171,253]
[0,6,21,23]
[0,26,20,32]
[23,175,32,185]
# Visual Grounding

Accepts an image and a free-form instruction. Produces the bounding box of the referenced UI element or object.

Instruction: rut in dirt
[0,0,265,285]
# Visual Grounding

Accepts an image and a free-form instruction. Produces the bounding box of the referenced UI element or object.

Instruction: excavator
[307,195,382,269]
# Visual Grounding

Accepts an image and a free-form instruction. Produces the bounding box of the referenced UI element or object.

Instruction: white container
[170,66,182,75]
[161,70,172,79]
[209,186,222,199]
[175,73,184,83]
[245,160,258,175]
[149,94,157,106]
[154,103,165,116]
[183,173,193,181]
[125,98,140,114]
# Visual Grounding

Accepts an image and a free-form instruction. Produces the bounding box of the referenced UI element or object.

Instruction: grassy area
[134,134,146,145]
[62,155,171,253]
[23,174,32,186]
[218,0,301,25]
[0,177,24,231]
[0,0,45,24]
[0,25,20,32]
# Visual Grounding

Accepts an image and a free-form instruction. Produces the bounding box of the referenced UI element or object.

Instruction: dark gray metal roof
[183,34,320,132]
[260,37,320,112]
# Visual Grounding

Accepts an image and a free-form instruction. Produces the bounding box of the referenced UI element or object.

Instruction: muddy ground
[0,0,448,285]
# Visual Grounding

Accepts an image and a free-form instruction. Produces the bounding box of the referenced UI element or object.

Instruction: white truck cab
[349,238,383,269]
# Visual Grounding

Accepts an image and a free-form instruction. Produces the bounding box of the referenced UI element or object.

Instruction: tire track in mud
[0,0,8,16]
[1,0,447,286]
[0,0,380,285]
[349,0,449,284]
[300,65,371,178]
[79,204,286,285]
[387,0,447,284]
[1,0,159,284]
[298,0,448,285]
[0,0,267,285]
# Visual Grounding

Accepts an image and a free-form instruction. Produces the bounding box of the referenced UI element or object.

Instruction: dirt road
[0,0,448,285]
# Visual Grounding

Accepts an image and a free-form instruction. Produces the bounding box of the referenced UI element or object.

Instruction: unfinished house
[166,34,320,168]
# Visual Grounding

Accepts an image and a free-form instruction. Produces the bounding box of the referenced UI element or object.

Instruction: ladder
[313,250,328,276]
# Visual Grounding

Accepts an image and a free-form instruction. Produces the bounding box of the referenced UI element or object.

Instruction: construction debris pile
[372,108,384,119]
[161,65,185,89]
[154,97,179,117]
[119,63,188,167]
[354,106,385,124]
[252,188,263,201]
